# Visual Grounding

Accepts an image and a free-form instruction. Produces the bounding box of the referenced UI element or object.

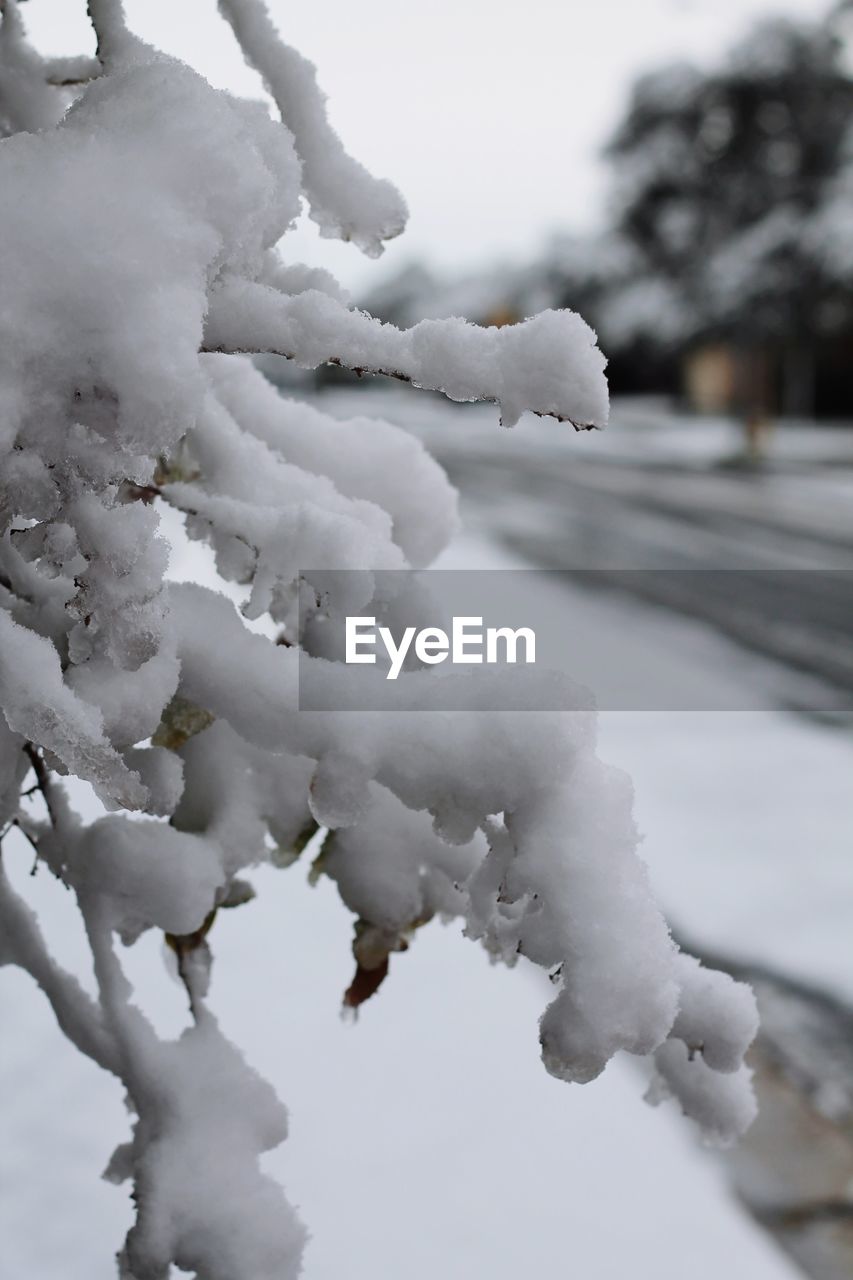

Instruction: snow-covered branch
[218,0,407,257]
[45,54,101,86]
[0,857,120,1072]
[86,0,130,64]
[204,280,609,428]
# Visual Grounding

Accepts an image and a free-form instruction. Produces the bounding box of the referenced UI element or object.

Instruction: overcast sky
[26,0,835,292]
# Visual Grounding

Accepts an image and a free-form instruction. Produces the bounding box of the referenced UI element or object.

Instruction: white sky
[24,0,835,292]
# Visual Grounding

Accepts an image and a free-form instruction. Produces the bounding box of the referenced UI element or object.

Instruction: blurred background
[3,2,853,1279]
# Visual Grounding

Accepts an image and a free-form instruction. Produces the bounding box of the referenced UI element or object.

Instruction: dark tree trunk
[781,341,816,420]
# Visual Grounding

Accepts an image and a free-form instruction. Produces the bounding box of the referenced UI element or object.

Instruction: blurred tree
[606,16,853,421]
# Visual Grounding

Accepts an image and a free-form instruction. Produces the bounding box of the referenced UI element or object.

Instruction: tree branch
[753,1198,853,1229]
[86,0,129,64]
[217,0,407,257]
[24,742,61,831]
[45,54,101,86]
[0,852,119,1072]
[202,280,608,430]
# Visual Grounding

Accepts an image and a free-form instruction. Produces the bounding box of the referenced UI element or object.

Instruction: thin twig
[23,742,59,830]
[11,816,39,858]
[86,0,128,64]
[44,54,101,86]
[753,1198,853,1228]
[174,945,202,1023]
[47,73,96,86]
[166,910,217,1024]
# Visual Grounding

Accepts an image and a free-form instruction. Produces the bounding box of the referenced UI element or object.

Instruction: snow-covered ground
[0,828,802,1280]
[311,385,853,561]
[4,391,851,1280]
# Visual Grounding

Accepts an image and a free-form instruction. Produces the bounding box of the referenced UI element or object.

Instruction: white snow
[0,2,813,1273]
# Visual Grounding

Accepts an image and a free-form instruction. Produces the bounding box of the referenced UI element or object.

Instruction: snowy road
[382,390,853,706]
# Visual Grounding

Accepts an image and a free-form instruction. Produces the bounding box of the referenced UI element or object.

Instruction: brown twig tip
[343,955,390,1010]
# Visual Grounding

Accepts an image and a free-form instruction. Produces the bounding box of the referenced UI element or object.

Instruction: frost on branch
[0,2,757,1276]
[0,611,147,810]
